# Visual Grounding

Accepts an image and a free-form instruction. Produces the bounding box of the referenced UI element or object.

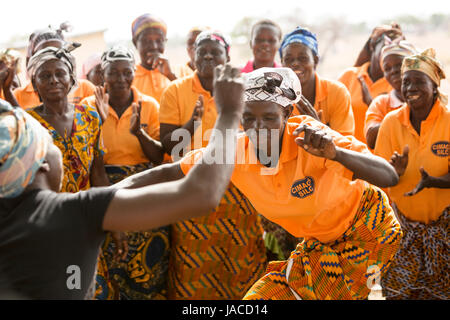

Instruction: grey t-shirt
[0,187,117,299]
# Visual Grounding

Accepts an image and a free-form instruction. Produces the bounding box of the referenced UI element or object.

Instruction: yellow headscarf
[402,48,447,105]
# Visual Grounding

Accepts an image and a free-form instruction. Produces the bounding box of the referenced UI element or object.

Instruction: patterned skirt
[243,186,402,300]
[95,163,170,300]
[168,183,268,300]
[382,205,449,300]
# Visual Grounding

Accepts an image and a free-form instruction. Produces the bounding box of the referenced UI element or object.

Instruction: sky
[1,0,450,44]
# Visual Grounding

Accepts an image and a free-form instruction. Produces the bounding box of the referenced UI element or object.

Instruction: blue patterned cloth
[279,27,319,58]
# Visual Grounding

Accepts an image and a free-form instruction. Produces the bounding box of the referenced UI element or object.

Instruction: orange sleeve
[337,68,355,88]
[364,94,388,136]
[159,83,182,125]
[79,79,96,98]
[142,98,161,140]
[179,148,206,175]
[326,82,355,136]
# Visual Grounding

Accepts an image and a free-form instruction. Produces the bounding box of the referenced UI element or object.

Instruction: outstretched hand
[293,124,337,159]
[389,145,409,177]
[213,64,244,116]
[404,167,432,196]
[130,101,142,136]
[190,95,204,122]
[94,85,109,123]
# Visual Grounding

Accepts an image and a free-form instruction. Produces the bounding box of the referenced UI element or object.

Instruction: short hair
[250,19,282,41]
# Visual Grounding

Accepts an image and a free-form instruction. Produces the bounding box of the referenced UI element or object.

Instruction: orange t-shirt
[81,86,160,166]
[159,71,217,152]
[338,62,391,143]
[364,90,404,137]
[291,73,355,136]
[374,100,450,223]
[14,79,95,109]
[180,116,370,243]
[132,64,172,103]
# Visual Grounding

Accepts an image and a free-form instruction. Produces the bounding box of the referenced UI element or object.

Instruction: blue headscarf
[279,27,319,59]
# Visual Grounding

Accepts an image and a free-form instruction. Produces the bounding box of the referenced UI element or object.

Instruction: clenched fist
[213,64,244,117]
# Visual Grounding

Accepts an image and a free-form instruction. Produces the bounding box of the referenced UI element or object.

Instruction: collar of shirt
[135,64,162,77]
[398,99,445,137]
[241,60,282,73]
[107,86,141,120]
[191,71,213,100]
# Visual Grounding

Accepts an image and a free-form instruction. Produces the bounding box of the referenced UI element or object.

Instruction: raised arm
[294,123,399,188]
[102,64,243,231]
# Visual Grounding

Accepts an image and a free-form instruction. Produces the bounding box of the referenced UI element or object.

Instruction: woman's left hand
[293,124,337,159]
[404,167,433,196]
[94,85,109,124]
[130,101,142,136]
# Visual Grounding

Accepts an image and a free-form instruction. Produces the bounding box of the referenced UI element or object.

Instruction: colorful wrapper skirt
[168,183,268,300]
[243,186,402,300]
[95,163,170,300]
[382,205,449,300]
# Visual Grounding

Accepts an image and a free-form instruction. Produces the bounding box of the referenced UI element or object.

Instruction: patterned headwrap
[244,67,302,107]
[26,22,72,65]
[381,39,417,62]
[402,48,447,105]
[80,53,102,79]
[279,27,318,59]
[0,99,50,198]
[195,30,231,54]
[380,39,417,70]
[27,43,79,93]
[131,14,167,45]
[101,46,135,70]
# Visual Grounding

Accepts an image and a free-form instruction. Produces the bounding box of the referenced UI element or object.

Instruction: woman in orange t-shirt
[145,67,402,300]
[365,40,417,149]
[338,24,404,143]
[13,25,95,109]
[160,30,267,300]
[131,14,175,102]
[175,27,208,79]
[375,49,450,300]
[82,46,167,300]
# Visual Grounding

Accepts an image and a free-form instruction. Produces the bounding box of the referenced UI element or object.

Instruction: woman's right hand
[389,145,409,176]
[190,95,204,122]
[94,85,109,123]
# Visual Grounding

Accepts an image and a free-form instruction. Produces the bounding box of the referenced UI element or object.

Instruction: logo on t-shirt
[431,141,449,157]
[291,176,315,199]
